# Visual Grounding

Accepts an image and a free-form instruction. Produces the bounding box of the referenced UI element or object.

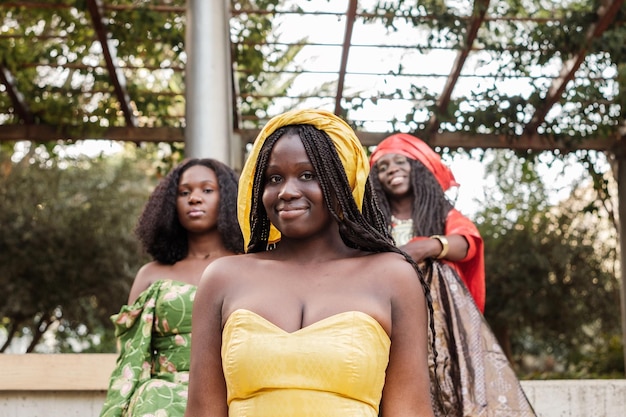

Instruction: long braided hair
[245,124,439,394]
[371,153,458,415]
[370,157,453,237]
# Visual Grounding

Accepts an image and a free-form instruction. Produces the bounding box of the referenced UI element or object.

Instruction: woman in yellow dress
[184,109,437,417]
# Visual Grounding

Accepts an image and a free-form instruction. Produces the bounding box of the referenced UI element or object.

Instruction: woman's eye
[178,190,190,197]
[204,188,215,193]
[301,172,315,181]
[377,164,388,173]
[267,175,282,184]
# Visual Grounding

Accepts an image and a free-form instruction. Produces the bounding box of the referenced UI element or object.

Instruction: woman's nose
[278,178,301,200]
[387,162,400,174]
[188,191,202,203]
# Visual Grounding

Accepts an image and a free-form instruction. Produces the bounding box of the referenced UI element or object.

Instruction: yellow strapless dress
[222,309,391,417]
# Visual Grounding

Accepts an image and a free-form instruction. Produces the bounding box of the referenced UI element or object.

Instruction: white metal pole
[185,0,232,163]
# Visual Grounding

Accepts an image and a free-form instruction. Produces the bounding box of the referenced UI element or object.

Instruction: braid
[300,126,437,372]
[408,159,452,237]
[370,155,454,412]
[369,170,393,233]
[362,179,393,239]
[247,128,286,253]
[246,125,437,383]
[298,125,392,252]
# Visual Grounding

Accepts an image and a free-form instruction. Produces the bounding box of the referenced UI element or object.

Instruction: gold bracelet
[430,235,449,259]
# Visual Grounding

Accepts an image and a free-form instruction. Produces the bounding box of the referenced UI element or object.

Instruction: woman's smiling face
[262,132,333,240]
[375,153,412,198]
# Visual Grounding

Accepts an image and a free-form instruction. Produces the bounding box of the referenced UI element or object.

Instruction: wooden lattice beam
[0,124,619,153]
[524,0,625,136]
[0,61,34,124]
[335,0,358,115]
[86,0,137,127]
[424,0,490,138]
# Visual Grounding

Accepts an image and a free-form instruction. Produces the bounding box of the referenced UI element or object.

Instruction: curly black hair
[135,158,244,264]
[370,158,453,237]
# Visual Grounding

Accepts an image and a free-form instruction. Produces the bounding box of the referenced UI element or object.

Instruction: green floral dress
[100,280,196,417]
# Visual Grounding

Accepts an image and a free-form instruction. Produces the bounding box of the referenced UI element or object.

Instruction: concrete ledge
[0,354,115,417]
[520,379,626,417]
[0,354,116,391]
[0,354,625,417]
[0,391,107,417]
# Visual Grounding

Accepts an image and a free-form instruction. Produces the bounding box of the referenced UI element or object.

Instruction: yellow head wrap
[237,108,369,251]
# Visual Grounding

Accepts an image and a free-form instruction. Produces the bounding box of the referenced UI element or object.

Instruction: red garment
[371,133,486,311]
[445,209,485,312]
[369,133,459,191]
[410,209,485,312]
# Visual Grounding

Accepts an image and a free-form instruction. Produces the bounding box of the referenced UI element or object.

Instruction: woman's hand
[400,234,469,263]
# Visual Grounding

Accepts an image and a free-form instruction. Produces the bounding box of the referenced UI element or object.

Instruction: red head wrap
[369,133,459,191]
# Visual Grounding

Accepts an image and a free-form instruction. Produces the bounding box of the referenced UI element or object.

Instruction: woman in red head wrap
[370,133,536,417]
[369,133,484,311]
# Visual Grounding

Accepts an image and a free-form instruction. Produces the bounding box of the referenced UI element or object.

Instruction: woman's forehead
[376,153,409,163]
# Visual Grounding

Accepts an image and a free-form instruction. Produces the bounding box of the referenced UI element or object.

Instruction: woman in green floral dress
[100,158,244,417]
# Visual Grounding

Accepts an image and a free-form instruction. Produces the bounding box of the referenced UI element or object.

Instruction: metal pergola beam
[0,62,34,124]
[425,0,490,138]
[86,0,137,127]
[524,0,624,136]
[335,0,358,115]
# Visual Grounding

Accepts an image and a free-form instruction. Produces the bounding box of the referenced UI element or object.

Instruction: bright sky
[448,149,607,219]
[447,156,486,217]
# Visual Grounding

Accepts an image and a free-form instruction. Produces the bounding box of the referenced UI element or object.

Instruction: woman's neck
[389,196,413,220]
[186,232,229,260]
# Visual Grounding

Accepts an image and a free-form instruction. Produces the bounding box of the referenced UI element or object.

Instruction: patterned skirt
[424,261,537,417]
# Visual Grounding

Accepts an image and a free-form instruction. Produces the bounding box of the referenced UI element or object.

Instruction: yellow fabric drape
[237,108,369,250]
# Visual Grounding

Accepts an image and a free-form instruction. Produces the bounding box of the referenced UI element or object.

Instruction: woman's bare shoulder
[364,251,423,290]
[203,252,260,270]
[199,253,260,284]
[365,251,414,271]
[137,260,171,276]
[128,261,169,303]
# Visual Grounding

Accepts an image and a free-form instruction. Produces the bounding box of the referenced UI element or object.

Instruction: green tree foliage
[362,0,626,142]
[476,150,623,378]
[0,0,303,135]
[0,145,152,353]
[0,1,624,144]
[0,0,304,352]
[231,0,306,126]
[0,0,187,131]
